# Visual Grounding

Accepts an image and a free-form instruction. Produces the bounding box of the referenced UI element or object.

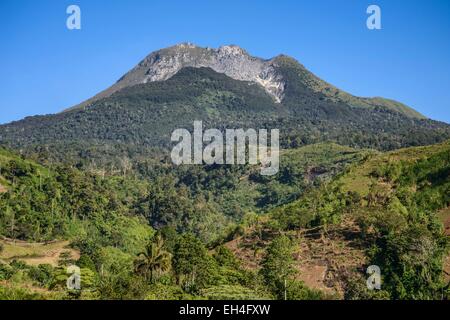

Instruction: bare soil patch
[224,217,367,297]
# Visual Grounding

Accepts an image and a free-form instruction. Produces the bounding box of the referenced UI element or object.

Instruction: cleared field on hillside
[0,239,79,267]
[340,140,450,197]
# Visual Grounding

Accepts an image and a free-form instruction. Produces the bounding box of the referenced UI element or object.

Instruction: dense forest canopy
[1,67,449,169]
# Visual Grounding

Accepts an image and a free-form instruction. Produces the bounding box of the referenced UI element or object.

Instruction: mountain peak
[166,43,249,56]
[217,44,248,56]
[65,43,425,119]
[134,43,285,102]
[68,44,287,110]
[174,42,198,49]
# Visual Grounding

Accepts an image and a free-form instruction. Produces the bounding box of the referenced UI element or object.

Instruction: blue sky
[1,0,449,124]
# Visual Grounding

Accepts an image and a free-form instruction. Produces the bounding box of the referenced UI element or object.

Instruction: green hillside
[1,67,449,168]
[0,142,367,244]
[268,140,450,299]
[0,142,364,299]
[1,141,448,300]
[274,55,426,119]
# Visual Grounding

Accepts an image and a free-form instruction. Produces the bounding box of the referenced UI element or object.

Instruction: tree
[173,234,206,284]
[158,226,179,254]
[120,157,132,177]
[213,245,239,269]
[173,233,220,290]
[370,223,448,299]
[260,235,296,298]
[3,205,17,241]
[134,235,172,283]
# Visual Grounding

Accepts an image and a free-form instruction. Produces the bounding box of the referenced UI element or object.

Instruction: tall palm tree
[134,235,172,283]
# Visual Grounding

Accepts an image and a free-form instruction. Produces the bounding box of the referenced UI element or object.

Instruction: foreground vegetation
[0,140,449,300]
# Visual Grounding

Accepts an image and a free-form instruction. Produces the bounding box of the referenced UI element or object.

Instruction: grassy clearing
[339,140,450,197]
[0,240,80,267]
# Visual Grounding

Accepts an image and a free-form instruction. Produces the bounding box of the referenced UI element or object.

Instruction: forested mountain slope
[1,45,449,168]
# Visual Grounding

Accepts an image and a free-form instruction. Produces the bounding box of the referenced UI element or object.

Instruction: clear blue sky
[1,0,449,124]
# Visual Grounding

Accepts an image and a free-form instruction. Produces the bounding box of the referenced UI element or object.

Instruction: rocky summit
[71,43,286,109]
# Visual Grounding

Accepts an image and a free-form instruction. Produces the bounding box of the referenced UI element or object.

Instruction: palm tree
[134,235,172,283]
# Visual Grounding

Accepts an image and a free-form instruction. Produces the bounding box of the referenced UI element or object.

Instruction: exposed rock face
[120,43,285,102]
[66,42,424,119]
[69,43,286,110]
